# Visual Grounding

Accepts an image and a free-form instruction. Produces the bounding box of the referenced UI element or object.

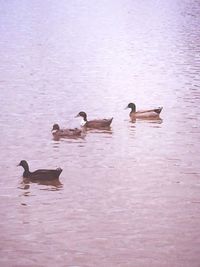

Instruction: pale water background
[0,0,200,266]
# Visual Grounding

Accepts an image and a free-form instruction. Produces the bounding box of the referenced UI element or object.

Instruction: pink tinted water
[0,0,200,266]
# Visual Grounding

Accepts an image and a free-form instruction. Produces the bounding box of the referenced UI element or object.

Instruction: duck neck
[22,162,30,176]
[83,113,87,122]
[130,104,136,113]
[81,117,87,126]
[80,114,87,126]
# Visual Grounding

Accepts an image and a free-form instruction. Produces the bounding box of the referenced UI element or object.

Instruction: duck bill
[75,114,80,118]
[124,106,129,109]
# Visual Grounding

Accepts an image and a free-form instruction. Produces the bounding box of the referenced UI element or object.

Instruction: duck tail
[155,107,163,114]
[56,167,63,174]
[109,117,113,125]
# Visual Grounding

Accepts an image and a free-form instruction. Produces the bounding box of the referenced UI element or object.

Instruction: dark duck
[18,160,62,181]
[75,111,113,129]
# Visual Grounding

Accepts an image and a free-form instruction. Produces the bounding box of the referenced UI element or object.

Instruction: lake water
[0,0,200,266]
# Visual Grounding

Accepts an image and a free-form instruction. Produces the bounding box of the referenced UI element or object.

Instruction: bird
[17,160,62,181]
[125,103,163,119]
[75,111,113,128]
[51,123,82,137]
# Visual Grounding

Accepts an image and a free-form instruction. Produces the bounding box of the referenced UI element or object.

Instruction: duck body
[85,118,113,128]
[52,124,82,137]
[75,111,113,129]
[18,160,62,181]
[126,103,163,119]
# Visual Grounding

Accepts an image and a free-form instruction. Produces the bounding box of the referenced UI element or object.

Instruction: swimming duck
[52,124,82,137]
[126,103,163,119]
[75,111,113,128]
[17,160,62,181]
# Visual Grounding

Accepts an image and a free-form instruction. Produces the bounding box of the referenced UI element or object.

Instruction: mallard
[75,111,113,128]
[126,103,163,119]
[52,124,82,137]
[17,160,62,181]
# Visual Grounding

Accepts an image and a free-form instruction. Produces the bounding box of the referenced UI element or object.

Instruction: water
[0,0,200,266]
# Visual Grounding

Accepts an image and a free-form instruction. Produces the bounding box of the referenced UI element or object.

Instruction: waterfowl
[75,111,113,128]
[52,124,82,137]
[126,103,163,119]
[17,160,62,181]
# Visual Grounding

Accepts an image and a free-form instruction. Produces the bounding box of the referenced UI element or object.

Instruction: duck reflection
[52,134,85,142]
[130,117,163,124]
[19,177,63,191]
[84,126,113,134]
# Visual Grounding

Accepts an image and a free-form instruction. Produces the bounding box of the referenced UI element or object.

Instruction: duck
[51,124,82,137]
[126,103,163,119]
[75,111,113,128]
[17,160,62,181]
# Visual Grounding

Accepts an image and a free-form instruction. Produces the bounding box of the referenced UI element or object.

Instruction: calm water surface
[0,0,200,266]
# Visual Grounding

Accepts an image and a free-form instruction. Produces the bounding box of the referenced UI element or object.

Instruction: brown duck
[75,111,113,128]
[52,123,82,137]
[126,103,163,119]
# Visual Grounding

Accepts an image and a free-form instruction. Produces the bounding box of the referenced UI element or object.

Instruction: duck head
[75,111,87,126]
[17,160,29,172]
[52,124,60,133]
[75,111,87,120]
[126,103,136,112]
